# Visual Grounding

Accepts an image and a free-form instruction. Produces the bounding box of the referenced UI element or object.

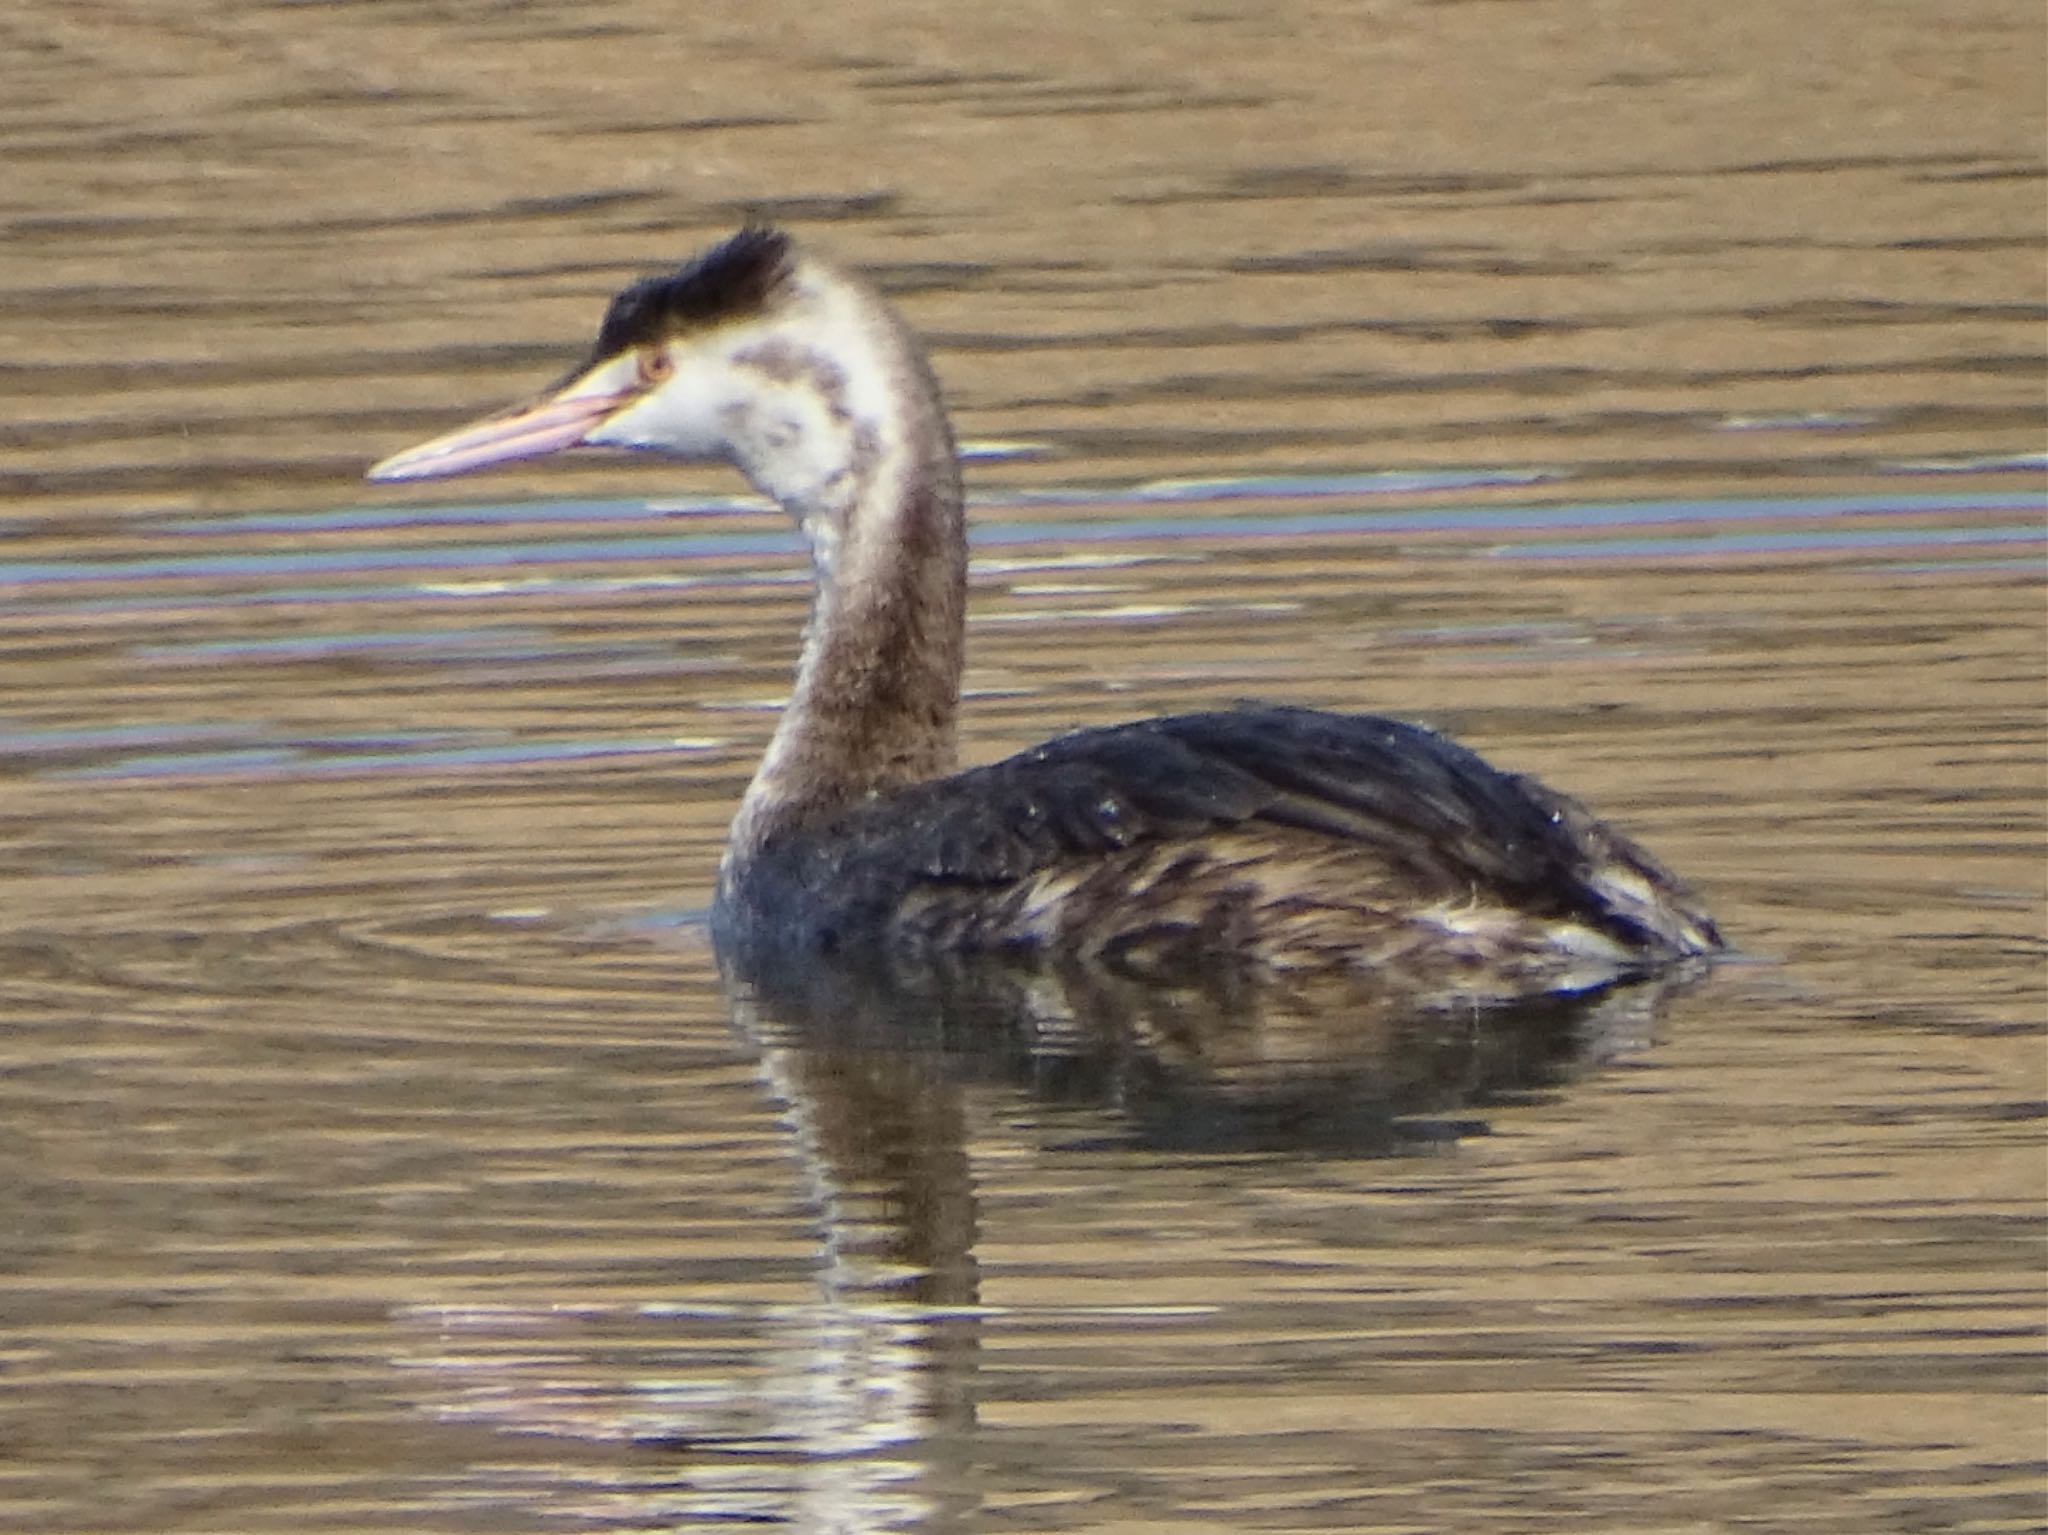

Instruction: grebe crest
[369,226,1721,1002]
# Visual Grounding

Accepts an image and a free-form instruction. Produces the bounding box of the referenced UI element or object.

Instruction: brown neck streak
[729,334,966,855]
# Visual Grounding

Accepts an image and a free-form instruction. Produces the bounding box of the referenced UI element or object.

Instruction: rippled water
[3,2,2044,1531]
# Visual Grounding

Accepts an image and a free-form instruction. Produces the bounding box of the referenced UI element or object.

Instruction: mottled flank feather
[588,226,795,358]
[721,706,1722,1002]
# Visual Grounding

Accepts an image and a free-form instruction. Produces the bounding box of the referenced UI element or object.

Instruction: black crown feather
[591,227,795,357]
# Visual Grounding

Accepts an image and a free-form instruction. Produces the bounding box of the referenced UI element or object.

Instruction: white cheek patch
[590,367,727,456]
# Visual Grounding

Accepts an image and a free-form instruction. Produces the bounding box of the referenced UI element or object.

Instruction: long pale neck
[728,302,966,853]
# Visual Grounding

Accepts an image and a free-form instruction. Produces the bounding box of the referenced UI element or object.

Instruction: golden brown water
[2,2,2043,1530]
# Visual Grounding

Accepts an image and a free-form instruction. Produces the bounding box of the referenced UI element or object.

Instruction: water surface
[1,2,2043,1530]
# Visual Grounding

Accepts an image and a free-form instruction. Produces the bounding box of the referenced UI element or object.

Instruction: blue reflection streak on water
[0,721,263,755]
[51,735,726,782]
[1496,523,2048,561]
[0,533,792,586]
[131,627,555,661]
[4,490,2043,590]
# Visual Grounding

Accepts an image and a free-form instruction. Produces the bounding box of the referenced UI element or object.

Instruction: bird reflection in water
[708,943,1709,1528]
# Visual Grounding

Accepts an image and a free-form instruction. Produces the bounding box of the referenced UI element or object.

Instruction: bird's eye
[639,349,673,385]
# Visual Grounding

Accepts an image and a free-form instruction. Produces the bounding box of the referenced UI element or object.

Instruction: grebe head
[367,227,948,567]
[371,226,969,832]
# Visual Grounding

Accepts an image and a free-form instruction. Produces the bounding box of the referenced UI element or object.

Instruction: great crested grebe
[369,226,1721,999]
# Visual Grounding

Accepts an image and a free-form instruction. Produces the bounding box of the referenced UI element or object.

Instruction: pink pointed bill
[366,389,635,483]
